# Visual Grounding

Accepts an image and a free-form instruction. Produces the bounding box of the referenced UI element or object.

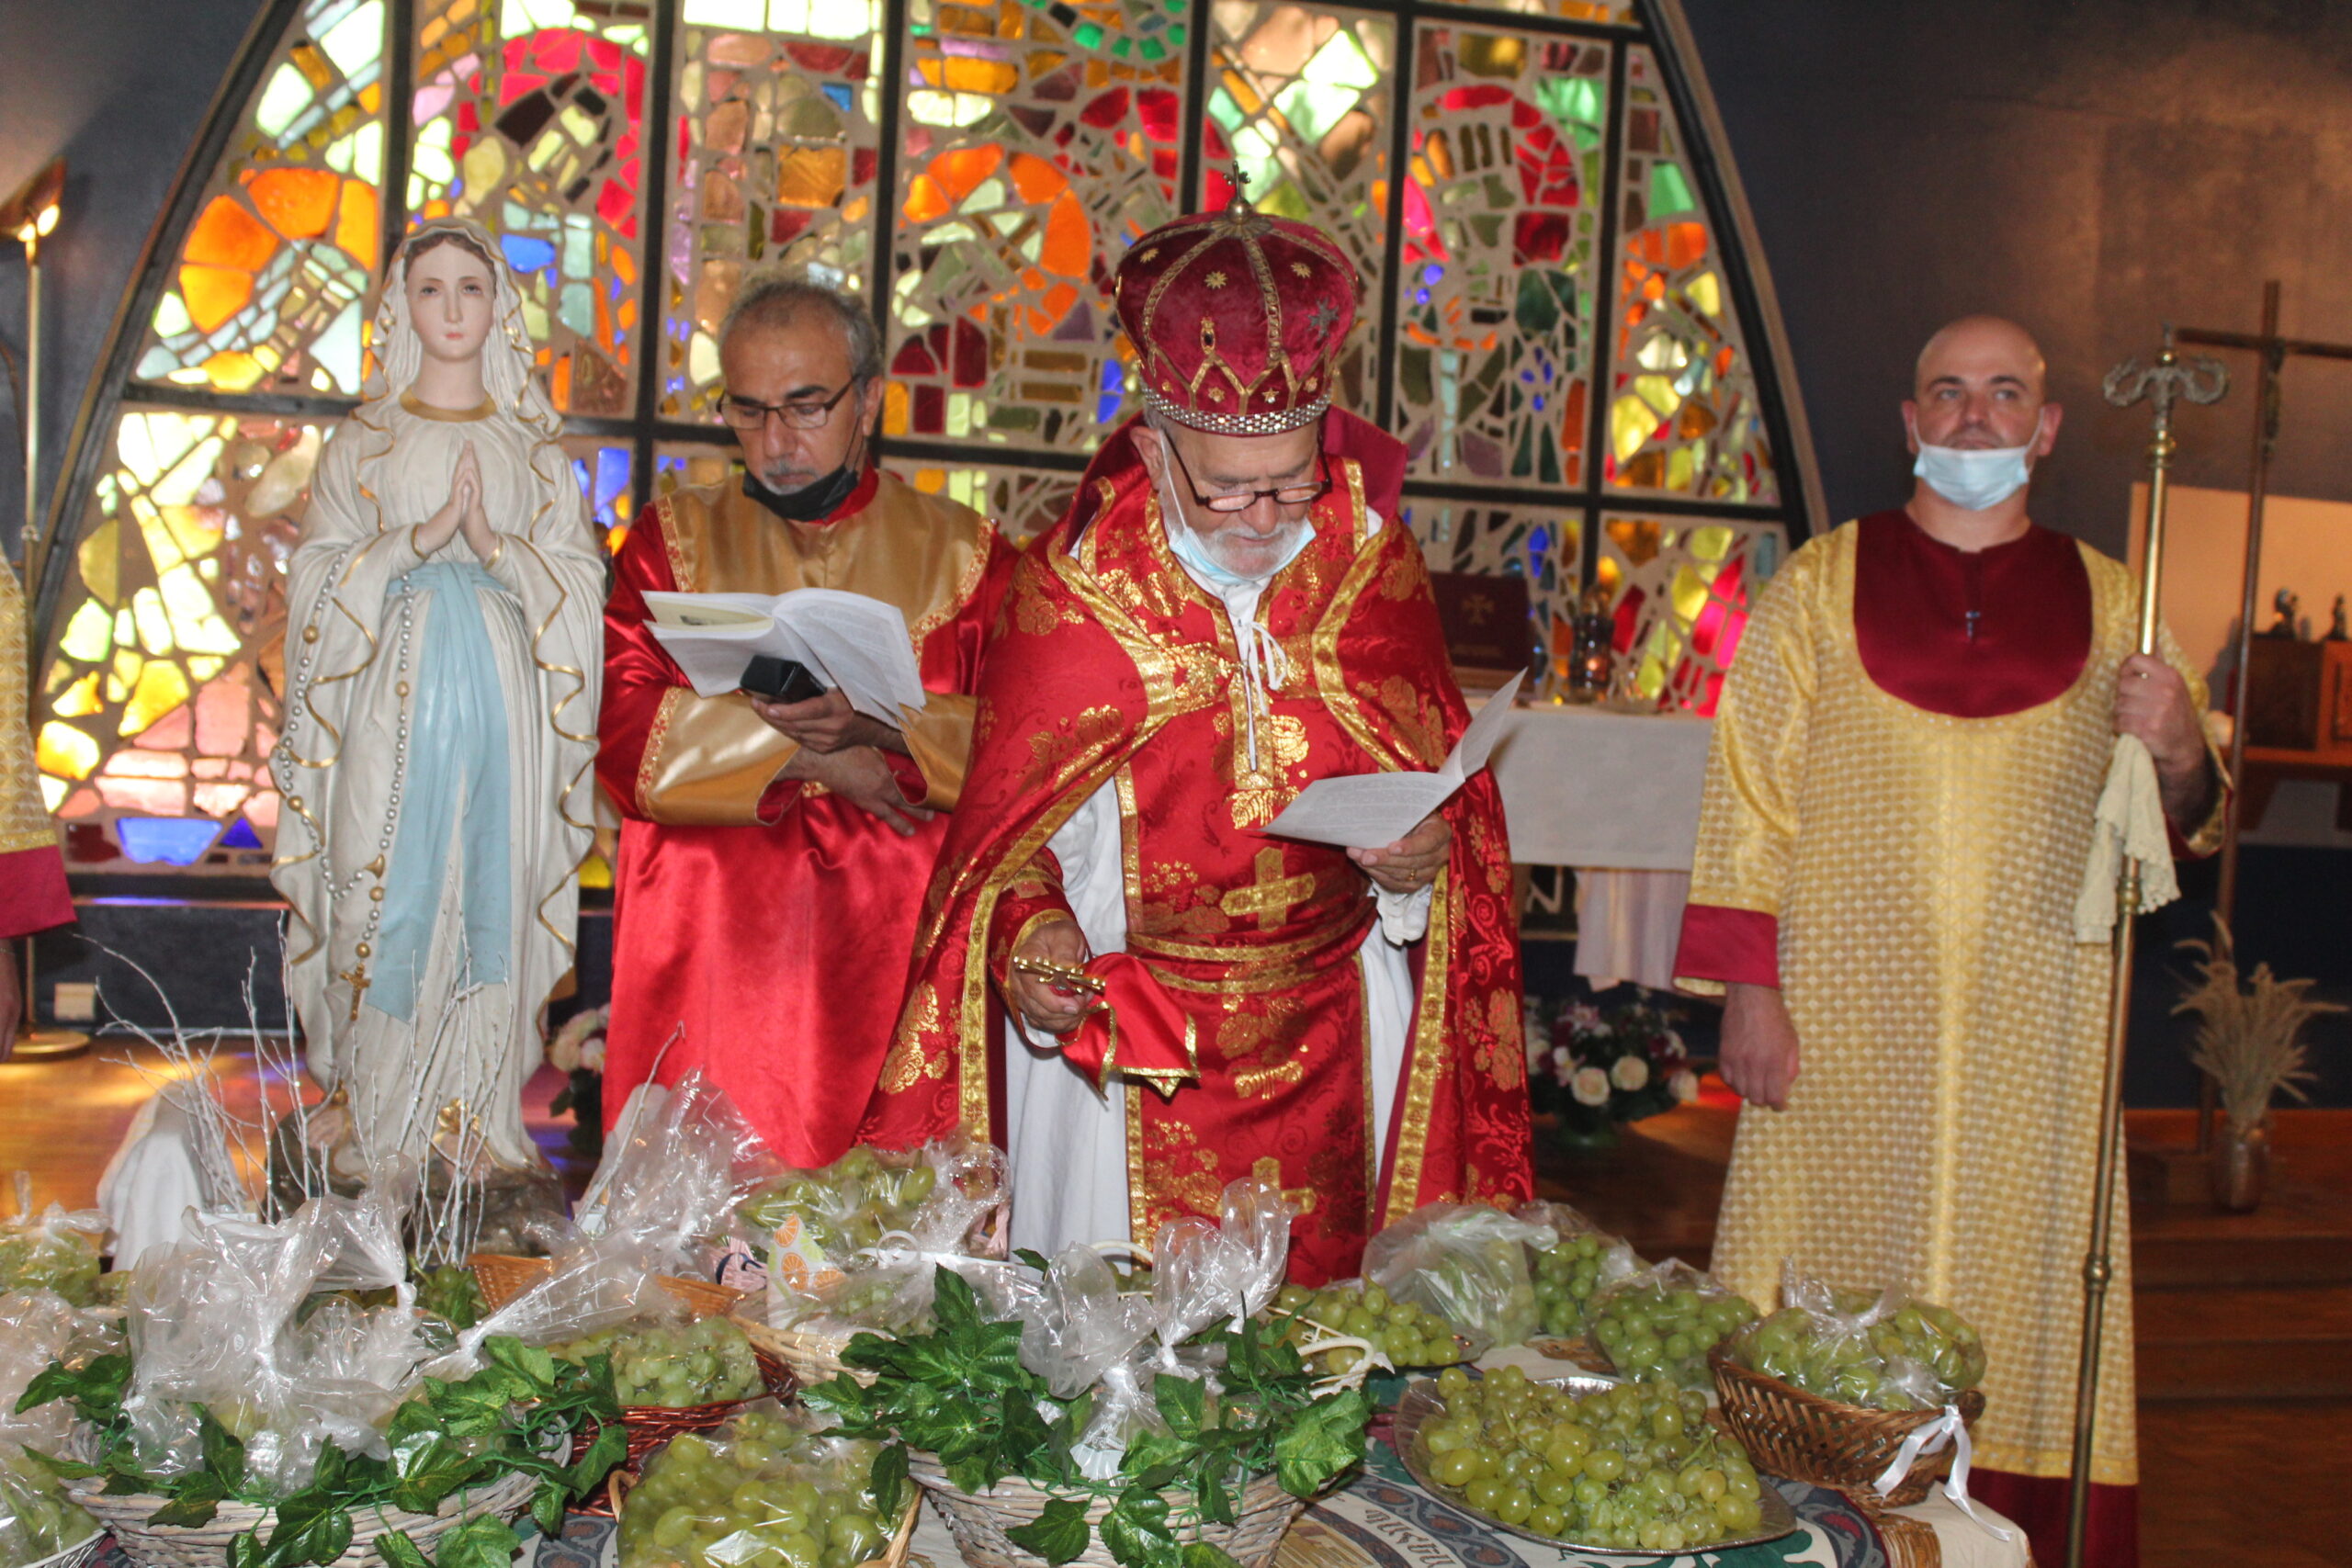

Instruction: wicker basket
[469,1254,794,1513]
[69,1455,542,1568]
[607,1472,921,1568]
[731,1313,870,1390]
[1708,1347,1986,1509]
[906,1452,1306,1568]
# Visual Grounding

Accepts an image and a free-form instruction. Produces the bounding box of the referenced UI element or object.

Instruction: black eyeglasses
[1162,436,1331,513]
[719,380,858,431]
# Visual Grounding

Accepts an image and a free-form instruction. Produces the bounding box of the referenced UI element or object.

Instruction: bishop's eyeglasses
[718,380,857,431]
[1164,437,1331,513]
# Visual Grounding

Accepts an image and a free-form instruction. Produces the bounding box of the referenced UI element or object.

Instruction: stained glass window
[37,0,1814,871]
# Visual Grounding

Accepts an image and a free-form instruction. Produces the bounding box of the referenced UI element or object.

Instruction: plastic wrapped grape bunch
[737,1147,939,1259]
[0,1180,103,1310]
[1528,1231,1637,1339]
[0,1452,97,1568]
[1363,1203,1555,1349]
[1589,1262,1759,1391]
[1272,1280,1470,1375]
[619,1403,892,1568]
[1412,1365,1767,1553]
[548,1313,765,1408]
[1727,1272,1988,1410]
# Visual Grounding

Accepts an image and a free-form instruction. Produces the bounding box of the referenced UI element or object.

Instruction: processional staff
[2065,331,2226,1568]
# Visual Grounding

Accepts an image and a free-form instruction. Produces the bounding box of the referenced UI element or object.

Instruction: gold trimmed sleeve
[899,694,978,811]
[635,687,804,826]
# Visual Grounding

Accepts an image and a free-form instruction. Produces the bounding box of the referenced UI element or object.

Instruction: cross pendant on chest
[1220,846,1317,931]
[1963,609,1983,642]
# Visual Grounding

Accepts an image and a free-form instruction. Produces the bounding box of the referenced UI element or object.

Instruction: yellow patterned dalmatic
[1,563,74,937]
[1679,521,2222,1487]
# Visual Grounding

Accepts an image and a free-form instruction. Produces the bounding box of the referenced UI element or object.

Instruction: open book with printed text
[642,588,930,724]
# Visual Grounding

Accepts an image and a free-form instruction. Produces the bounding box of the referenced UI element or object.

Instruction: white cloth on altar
[1572,868,1692,992]
[1004,507,1427,1257]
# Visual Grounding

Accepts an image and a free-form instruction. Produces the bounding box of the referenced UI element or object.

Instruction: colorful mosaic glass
[1204,5,1391,411]
[883,0,1193,450]
[1399,27,1605,486]
[409,0,653,415]
[1605,46,1778,503]
[660,1,886,420]
[135,0,388,397]
[37,408,311,859]
[901,461,1080,543]
[1400,501,1579,681]
[1449,0,1633,21]
[1596,513,1784,716]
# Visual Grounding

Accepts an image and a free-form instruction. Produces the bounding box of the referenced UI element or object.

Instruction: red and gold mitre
[1114,191,1359,435]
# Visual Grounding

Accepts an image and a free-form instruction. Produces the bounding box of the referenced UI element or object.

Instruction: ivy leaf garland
[15,1336,620,1568]
[804,1267,1372,1568]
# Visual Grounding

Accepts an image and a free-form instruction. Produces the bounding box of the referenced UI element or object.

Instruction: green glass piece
[1514,270,1565,335]
[1139,36,1164,60]
[1112,35,1133,57]
[1649,160,1696,216]
[253,61,313,141]
[1208,90,1242,133]
[1167,20,1185,42]
[1073,20,1104,47]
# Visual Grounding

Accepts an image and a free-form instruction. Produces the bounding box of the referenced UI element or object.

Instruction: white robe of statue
[271,218,604,1169]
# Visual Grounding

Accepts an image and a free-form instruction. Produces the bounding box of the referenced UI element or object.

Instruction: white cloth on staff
[96,1088,237,1269]
[1572,869,1691,992]
[2073,733,2178,941]
[1002,509,1427,1258]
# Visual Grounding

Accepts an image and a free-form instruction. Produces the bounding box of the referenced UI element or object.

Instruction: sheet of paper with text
[1261,669,1525,849]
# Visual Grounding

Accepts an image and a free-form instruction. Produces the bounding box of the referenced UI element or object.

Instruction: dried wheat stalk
[2173,916,2344,1134]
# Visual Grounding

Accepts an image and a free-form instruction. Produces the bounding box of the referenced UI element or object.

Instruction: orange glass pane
[185,194,279,272]
[1665,221,1708,270]
[776,147,848,209]
[179,265,255,333]
[941,56,1019,94]
[1040,191,1089,278]
[904,174,950,224]
[1008,152,1068,205]
[246,167,339,239]
[334,180,379,264]
[929,145,1004,207]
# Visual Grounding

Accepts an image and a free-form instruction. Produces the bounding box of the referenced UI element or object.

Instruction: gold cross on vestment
[1221,846,1315,931]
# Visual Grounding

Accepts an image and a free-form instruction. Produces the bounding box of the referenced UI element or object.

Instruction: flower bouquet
[1532,998,1699,1150]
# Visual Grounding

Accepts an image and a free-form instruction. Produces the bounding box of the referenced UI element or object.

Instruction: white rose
[1571,1066,1611,1106]
[1611,1055,1649,1092]
[1669,1069,1700,1103]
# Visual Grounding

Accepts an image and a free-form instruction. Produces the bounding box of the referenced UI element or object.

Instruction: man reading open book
[598,270,1015,1166]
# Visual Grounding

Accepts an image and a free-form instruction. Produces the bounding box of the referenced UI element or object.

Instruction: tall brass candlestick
[2067,333,2226,1568]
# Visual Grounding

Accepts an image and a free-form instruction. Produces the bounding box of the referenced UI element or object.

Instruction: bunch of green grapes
[736,1147,940,1258]
[0,1228,100,1308]
[619,1407,889,1568]
[1272,1282,1465,1374]
[1411,1365,1766,1553]
[548,1315,764,1408]
[1730,1294,1987,1408]
[0,1454,96,1567]
[413,1264,485,1330]
[1530,1233,1617,1338]
[1589,1284,1758,1390]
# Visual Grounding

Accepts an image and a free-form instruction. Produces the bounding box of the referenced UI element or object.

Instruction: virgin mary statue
[271,218,603,1171]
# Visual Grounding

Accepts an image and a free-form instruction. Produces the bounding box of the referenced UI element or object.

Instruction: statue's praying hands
[413,440,497,559]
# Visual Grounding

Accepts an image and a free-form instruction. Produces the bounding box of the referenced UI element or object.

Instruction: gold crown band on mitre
[1139,384,1332,435]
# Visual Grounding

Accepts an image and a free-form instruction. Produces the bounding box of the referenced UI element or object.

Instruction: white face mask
[1152,444,1311,589]
[1912,409,2045,512]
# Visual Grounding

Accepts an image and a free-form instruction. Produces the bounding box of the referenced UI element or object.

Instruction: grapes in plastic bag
[547,1312,765,1409]
[1363,1203,1555,1348]
[0,1178,103,1309]
[617,1402,892,1568]
[1587,1259,1758,1391]
[1270,1279,1469,1376]
[1515,1201,1641,1339]
[0,1452,97,1568]
[1724,1264,1987,1410]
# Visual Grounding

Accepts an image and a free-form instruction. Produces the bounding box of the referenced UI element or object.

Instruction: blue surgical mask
[1155,462,1311,588]
[1912,410,2045,512]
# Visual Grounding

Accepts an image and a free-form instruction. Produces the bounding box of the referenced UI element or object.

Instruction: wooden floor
[7,1044,2346,1565]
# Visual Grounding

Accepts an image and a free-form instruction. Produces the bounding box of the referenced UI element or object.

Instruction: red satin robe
[598,469,1015,1167]
[860,412,1532,1282]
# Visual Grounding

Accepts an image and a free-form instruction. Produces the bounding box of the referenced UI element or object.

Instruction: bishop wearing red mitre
[861,195,1532,1282]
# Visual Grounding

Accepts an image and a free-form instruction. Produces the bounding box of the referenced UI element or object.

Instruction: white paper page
[642,592,825,699]
[1261,670,1525,850]
[776,590,931,721]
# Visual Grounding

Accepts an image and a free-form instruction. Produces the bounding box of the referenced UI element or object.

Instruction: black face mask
[743,461,865,523]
